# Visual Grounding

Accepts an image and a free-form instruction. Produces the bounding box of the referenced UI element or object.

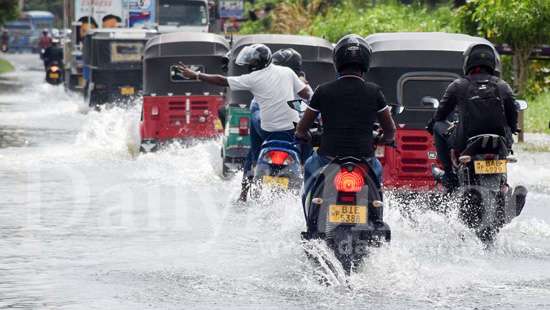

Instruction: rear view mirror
[515,100,528,111]
[389,104,405,114]
[421,96,439,109]
[221,55,229,73]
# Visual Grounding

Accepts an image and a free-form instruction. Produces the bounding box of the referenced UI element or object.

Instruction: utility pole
[19,0,25,11]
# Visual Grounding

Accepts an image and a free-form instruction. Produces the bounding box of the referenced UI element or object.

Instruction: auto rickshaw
[365,32,501,190]
[221,34,335,177]
[139,32,229,152]
[82,28,157,107]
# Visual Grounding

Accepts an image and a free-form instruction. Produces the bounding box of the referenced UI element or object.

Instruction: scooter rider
[43,38,63,69]
[426,43,518,191]
[245,48,314,175]
[296,34,396,198]
[174,44,313,201]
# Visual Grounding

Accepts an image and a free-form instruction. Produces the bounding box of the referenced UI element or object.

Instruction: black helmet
[236,43,272,72]
[333,34,372,73]
[272,48,303,75]
[463,43,498,75]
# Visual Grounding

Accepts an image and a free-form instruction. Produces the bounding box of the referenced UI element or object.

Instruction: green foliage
[307,1,458,42]
[456,0,550,48]
[0,0,19,26]
[524,92,550,134]
[0,58,14,74]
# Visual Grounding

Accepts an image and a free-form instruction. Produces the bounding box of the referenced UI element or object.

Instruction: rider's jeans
[302,151,383,205]
[433,120,454,173]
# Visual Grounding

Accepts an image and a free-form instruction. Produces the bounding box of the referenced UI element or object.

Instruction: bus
[4,11,55,52]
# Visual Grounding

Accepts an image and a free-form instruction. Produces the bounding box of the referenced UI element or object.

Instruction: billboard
[219,0,244,19]
[75,0,125,26]
[74,0,156,28]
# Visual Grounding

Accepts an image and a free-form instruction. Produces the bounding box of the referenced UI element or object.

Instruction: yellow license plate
[328,205,367,224]
[49,72,59,79]
[474,160,507,174]
[262,176,289,189]
[214,119,223,131]
[120,86,135,95]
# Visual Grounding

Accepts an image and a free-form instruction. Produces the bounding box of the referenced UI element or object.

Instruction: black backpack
[459,77,507,141]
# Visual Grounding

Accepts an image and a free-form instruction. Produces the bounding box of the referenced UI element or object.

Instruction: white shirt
[227,64,306,132]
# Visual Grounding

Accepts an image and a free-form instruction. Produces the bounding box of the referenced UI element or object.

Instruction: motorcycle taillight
[238,117,249,136]
[266,150,291,165]
[334,167,364,193]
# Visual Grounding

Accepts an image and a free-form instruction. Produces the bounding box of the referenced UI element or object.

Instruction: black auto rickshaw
[82,28,157,107]
[364,32,501,190]
[221,34,335,176]
[139,32,230,152]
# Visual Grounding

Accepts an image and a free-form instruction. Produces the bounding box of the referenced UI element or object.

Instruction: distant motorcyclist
[38,29,52,56]
[174,44,313,201]
[426,43,518,191]
[244,48,314,177]
[43,38,63,69]
[1,30,8,52]
[296,34,396,199]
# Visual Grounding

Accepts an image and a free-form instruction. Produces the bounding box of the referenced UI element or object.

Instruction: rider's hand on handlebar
[174,62,199,80]
[426,118,435,135]
[295,130,311,143]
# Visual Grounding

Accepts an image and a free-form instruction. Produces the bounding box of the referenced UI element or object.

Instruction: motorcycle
[45,61,64,85]
[432,100,529,244]
[249,100,316,198]
[301,126,392,275]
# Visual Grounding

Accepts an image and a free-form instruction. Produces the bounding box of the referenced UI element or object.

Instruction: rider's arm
[500,82,519,132]
[433,80,460,122]
[174,63,229,87]
[298,85,313,101]
[296,87,322,140]
[375,88,396,143]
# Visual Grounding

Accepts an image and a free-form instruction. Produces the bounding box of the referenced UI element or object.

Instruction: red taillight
[267,150,291,165]
[50,66,59,72]
[334,168,364,193]
[484,154,496,160]
[239,117,249,136]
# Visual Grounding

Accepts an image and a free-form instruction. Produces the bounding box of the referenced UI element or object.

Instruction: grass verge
[524,92,550,135]
[0,58,14,74]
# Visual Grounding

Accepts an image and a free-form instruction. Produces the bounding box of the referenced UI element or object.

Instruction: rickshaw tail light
[267,150,290,165]
[334,168,364,193]
[238,117,249,136]
[151,106,159,116]
[50,66,59,72]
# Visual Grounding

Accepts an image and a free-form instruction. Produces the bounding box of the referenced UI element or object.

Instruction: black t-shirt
[308,76,388,157]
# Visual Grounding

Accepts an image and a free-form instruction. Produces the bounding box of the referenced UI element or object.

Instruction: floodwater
[1,54,549,309]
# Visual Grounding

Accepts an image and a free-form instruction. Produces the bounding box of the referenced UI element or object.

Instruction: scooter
[431,100,529,244]
[45,61,64,85]
[301,127,392,275]
[250,132,304,197]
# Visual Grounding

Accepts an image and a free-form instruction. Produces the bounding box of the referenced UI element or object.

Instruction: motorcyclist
[1,30,8,52]
[38,29,52,56]
[244,48,313,177]
[174,44,313,201]
[43,38,63,70]
[296,34,396,199]
[426,43,518,191]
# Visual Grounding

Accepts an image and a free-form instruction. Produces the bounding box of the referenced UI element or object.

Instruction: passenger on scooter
[244,48,314,177]
[174,44,313,201]
[43,38,63,70]
[296,34,396,200]
[426,43,518,191]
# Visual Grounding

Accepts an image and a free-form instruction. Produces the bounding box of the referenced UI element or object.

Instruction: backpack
[459,77,507,141]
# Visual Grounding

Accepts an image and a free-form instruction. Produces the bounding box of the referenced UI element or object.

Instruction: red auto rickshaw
[365,32,501,190]
[139,32,229,152]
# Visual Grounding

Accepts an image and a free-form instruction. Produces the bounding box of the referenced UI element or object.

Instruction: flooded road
[1,54,549,309]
